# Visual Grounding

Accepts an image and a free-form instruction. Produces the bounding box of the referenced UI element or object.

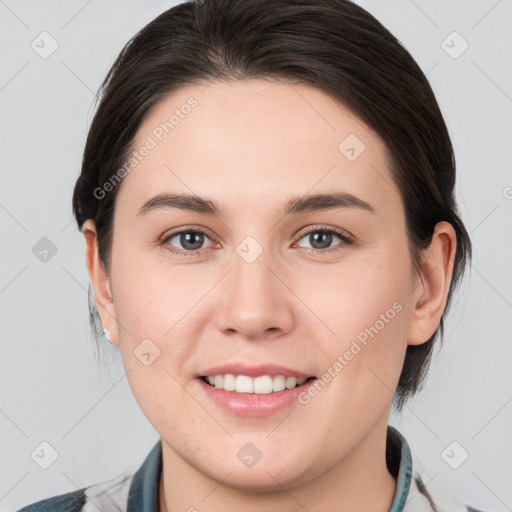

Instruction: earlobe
[82,219,120,345]
[408,221,457,346]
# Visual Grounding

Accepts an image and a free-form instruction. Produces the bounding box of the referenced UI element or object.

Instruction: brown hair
[72,0,472,410]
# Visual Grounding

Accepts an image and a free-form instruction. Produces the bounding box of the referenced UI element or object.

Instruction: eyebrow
[135,191,376,218]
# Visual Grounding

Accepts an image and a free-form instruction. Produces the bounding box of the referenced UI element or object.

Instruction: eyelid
[160,224,217,242]
[294,224,354,243]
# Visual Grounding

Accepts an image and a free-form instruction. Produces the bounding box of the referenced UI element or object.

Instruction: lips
[196,372,319,416]
[195,363,318,415]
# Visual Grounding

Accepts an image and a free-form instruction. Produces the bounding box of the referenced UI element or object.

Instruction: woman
[18,0,479,510]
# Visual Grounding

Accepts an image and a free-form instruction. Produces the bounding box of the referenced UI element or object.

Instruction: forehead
[117,79,399,216]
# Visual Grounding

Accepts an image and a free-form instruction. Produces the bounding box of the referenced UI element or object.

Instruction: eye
[160,226,353,256]
[295,227,353,251]
[162,229,218,254]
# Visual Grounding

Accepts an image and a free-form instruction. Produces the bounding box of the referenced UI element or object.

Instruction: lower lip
[196,377,318,417]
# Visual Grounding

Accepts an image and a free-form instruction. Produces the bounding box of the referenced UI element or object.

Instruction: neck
[159,419,396,512]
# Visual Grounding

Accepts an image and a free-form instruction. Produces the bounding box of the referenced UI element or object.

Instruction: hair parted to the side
[72,0,472,411]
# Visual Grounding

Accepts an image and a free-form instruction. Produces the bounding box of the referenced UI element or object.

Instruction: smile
[200,374,315,394]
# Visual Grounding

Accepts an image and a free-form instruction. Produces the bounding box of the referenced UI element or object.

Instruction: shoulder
[16,468,136,512]
[388,427,489,512]
[408,454,489,512]
[410,472,489,512]
[16,488,87,512]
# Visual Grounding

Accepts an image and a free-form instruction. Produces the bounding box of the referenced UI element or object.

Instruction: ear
[82,219,120,345]
[407,221,457,346]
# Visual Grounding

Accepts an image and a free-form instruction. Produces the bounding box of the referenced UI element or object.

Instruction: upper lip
[198,363,315,379]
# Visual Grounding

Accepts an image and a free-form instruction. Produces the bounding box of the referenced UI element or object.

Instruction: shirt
[16,426,485,512]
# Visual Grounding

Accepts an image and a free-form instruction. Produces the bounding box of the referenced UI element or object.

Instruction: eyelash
[160,225,354,257]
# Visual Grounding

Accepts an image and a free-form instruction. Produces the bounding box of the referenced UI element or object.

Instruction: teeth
[203,374,309,394]
[236,375,254,393]
[223,374,236,391]
[286,376,297,389]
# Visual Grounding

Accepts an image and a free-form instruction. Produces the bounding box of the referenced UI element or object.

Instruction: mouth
[199,374,317,394]
[196,366,319,416]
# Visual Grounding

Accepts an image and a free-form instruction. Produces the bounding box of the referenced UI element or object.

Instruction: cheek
[297,255,411,396]
[110,247,203,339]
[110,255,204,431]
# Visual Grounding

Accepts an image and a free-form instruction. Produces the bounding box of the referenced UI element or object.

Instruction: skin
[83,79,456,512]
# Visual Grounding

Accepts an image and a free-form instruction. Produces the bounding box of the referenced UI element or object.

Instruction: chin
[218,466,310,493]
[199,446,317,493]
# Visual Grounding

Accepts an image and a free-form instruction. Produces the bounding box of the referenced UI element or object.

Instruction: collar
[387,426,413,511]
[127,437,162,511]
[126,425,413,512]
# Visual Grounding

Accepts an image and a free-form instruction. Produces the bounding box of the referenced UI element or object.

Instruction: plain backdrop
[1,0,511,510]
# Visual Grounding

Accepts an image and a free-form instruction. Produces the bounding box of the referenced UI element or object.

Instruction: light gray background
[1,0,511,510]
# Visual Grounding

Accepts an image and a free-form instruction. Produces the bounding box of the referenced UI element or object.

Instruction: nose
[214,247,295,342]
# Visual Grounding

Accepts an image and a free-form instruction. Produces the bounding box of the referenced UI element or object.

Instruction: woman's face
[86,79,440,490]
